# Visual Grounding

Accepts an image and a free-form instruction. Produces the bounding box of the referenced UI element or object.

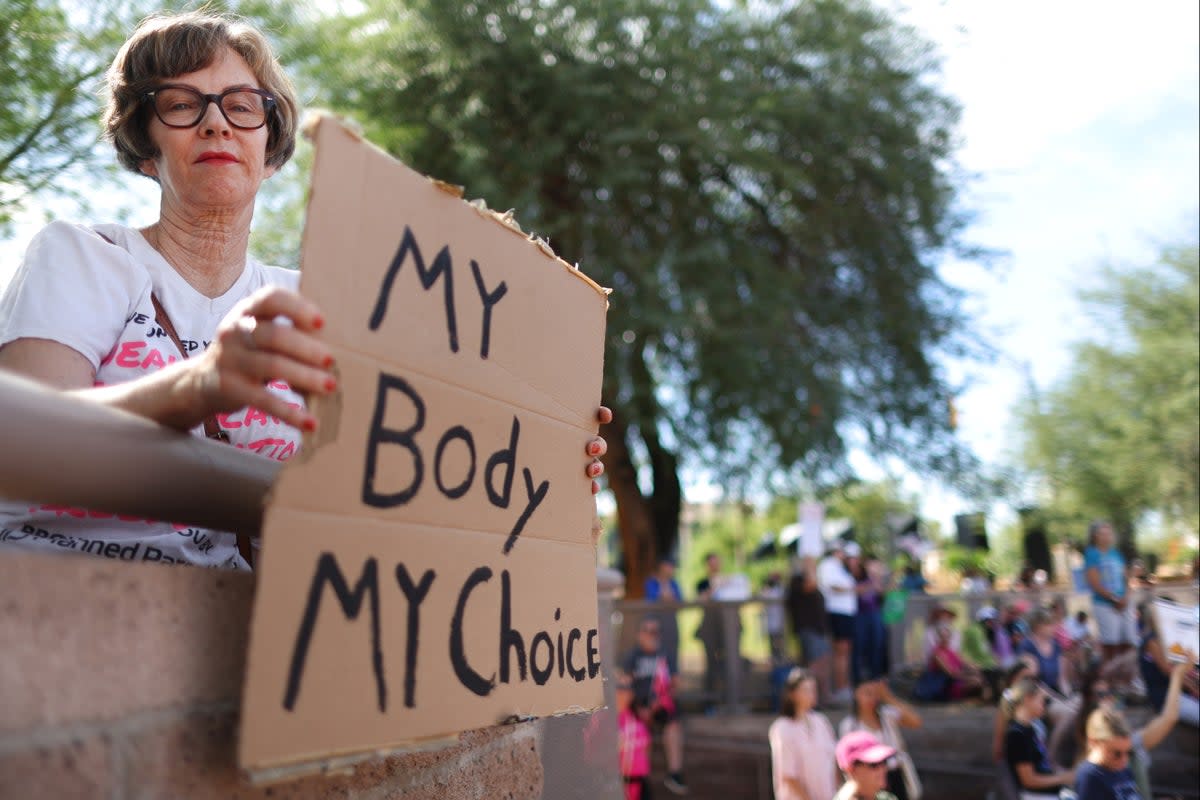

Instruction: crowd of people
[616,520,1198,800]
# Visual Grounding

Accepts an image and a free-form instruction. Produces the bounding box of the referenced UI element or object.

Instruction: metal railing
[613,582,1200,713]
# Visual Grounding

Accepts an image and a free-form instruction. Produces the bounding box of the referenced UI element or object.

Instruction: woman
[992,657,1039,763]
[962,605,1009,701]
[926,617,985,700]
[1073,663,1190,800]
[1074,708,1140,800]
[0,11,609,569]
[1020,609,1080,761]
[921,604,961,662]
[851,551,887,683]
[1084,521,1135,665]
[1002,678,1076,799]
[769,667,839,800]
[839,680,923,800]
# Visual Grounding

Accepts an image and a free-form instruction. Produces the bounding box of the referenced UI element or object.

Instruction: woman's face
[1023,689,1046,717]
[141,47,275,212]
[855,681,879,711]
[1095,524,1115,550]
[791,678,817,712]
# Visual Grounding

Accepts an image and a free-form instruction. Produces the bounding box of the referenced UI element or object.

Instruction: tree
[272,0,978,594]
[1017,241,1200,552]
[820,477,918,559]
[0,0,144,233]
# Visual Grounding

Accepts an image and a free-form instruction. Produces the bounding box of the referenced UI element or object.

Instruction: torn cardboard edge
[300,111,611,301]
[240,113,609,782]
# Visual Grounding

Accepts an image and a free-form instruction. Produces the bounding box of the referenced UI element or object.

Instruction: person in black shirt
[785,555,832,704]
[1002,677,1075,797]
[621,618,689,795]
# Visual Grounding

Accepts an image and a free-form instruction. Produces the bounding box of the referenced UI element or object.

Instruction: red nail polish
[323,355,335,368]
[324,377,337,392]
[302,418,317,432]
[312,315,325,330]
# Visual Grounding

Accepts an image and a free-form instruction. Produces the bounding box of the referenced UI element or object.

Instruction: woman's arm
[1057,654,1072,697]
[1139,662,1188,750]
[1015,763,1074,790]
[933,651,961,678]
[881,687,923,729]
[0,287,334,433]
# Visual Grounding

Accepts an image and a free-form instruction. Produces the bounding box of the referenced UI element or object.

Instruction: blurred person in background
[926,612,986,701]
[620,618,689,795]
[1072,662,1190,799]
[761,571,787,666]
[819,541,858,703]
[615,673,653,800]
[839,679,923,800]
[1002,678,1077,798]
[769,667,839,800]
[1020,608,1080,763]
[921,604,962,662]
[1137,602,1199,728]
[993,657,1040,762]
[851,549,887,683]
[786,555,833,705]
[1084,522,1136,669]
[694,552,728,712]
[962,605,1009,700]
[833,731,900,800]
[644,557,683,675]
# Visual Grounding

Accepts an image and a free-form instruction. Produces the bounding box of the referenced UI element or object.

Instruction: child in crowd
[616,674,652,800]
[833,731,899,800]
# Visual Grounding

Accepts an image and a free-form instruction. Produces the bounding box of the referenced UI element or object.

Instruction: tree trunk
[600,414,657,598]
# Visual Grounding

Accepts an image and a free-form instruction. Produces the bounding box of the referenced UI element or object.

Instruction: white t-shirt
[817,554,857,616]
[0,221,303,569]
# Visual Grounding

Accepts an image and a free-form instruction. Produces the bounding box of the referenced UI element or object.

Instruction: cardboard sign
[798,502,825,558]
[1153,599,1199,665]
[239,116,608,774]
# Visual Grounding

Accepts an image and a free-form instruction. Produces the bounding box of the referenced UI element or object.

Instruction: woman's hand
[184,287,336,432]
[586,406,612,494]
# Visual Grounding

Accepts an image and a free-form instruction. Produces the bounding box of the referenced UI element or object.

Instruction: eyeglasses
[143,85,276,130]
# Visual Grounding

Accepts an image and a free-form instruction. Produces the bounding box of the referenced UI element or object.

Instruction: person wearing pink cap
[833,730,899,800]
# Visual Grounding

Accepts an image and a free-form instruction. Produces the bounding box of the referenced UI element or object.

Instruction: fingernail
[302,417,317,432]
[588,442,601,455]
[322,355,335,368]
[324,377,337,392]
[312,315,325,330]
[590,463,603,477]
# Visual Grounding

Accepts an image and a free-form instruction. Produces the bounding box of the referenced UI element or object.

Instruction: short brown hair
[103,10,299,176]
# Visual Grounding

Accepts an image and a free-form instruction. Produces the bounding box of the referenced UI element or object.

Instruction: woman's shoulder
[250,259,301,292]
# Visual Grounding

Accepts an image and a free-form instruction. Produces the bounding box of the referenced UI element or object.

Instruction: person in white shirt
[818,540,859,703]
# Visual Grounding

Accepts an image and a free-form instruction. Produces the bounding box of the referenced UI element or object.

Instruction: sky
[2,0,1198,537]
[876,0,1200,532]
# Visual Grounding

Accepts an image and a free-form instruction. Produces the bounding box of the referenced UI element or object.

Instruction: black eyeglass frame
[141,85,277,131]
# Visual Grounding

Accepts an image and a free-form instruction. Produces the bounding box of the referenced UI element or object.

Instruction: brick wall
[0,553,621,800]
